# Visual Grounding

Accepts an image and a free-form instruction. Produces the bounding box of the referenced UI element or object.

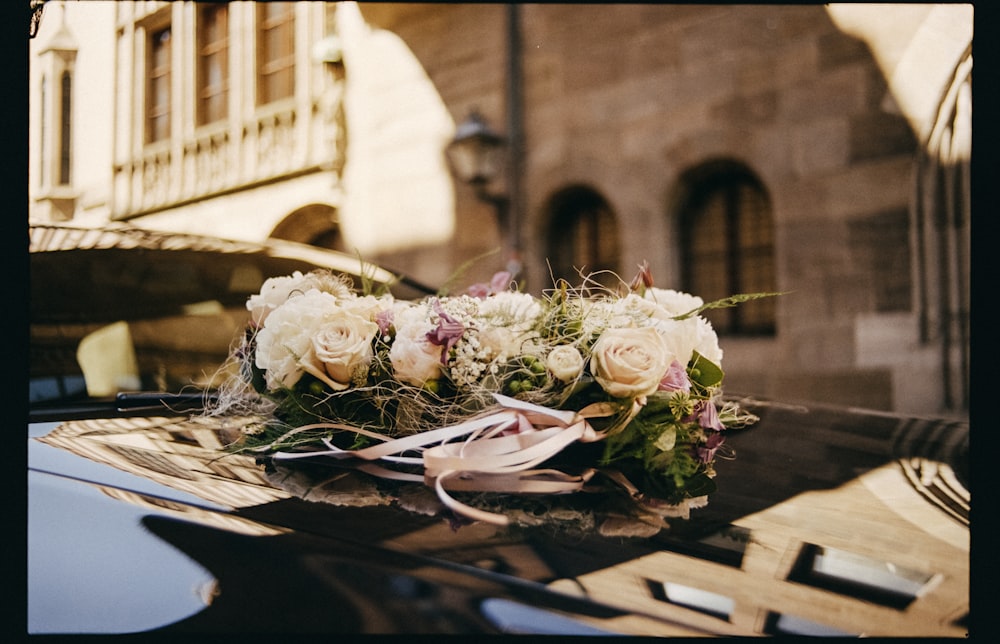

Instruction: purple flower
[657,359,691,392]
[425,300,465,364]
[697,431,725,463]
[467,271,512,299]
[695,400,726,431]
[376,309,394,336]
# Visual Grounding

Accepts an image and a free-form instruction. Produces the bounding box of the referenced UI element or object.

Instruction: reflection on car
[30,223,435,411]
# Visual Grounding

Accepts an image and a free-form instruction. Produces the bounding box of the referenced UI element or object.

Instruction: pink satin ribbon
[265,394,636,525]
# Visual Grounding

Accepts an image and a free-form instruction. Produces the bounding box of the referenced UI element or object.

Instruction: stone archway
[269,203,345,251]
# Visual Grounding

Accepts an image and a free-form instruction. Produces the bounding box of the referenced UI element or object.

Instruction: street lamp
[446,110,505,191]
[446,110,518,274]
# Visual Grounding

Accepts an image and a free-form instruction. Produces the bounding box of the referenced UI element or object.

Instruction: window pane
[685,193,731,330]
[59,71,71,184]
[547,188,620,290]
[147,26,171,142]
[198,4,228,125]
[257,2,295,104]
[734,184,775,332]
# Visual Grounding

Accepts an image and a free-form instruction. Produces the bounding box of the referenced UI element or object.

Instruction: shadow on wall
[335,2,458,272]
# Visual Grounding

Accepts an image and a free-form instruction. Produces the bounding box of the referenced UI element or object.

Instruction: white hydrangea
[474,291,543,331]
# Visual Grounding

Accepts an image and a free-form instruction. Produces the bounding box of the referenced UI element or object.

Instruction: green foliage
[688,351,724,388]
[436,247,502,296]
[672,291,788,321]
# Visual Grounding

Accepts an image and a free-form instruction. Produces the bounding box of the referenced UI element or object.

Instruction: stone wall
[361,4,941,414]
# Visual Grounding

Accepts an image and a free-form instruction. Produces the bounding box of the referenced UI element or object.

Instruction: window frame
[677,160,776,336]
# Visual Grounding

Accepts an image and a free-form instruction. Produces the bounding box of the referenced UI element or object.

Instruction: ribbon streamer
[270,394,626,525]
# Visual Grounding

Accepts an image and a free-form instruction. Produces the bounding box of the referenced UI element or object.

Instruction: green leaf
[672,291,788,321]
[688,352,724,388]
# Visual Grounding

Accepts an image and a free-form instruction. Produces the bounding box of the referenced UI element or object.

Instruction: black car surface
[29,396,969,635]
[28,224,970,635]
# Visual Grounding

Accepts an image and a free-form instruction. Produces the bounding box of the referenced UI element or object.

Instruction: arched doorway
[269,203,345,251]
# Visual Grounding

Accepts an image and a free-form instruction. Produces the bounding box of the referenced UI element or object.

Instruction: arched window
[545,185,620,290]
[677,160,775,335]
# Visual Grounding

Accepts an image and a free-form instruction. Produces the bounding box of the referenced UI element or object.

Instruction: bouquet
[212,262,763,529]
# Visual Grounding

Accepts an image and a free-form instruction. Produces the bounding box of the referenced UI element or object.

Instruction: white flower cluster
[246,270,723,410]
[229,266,758,521]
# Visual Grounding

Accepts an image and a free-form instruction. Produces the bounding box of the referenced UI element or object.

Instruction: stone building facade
[28,2,971,417]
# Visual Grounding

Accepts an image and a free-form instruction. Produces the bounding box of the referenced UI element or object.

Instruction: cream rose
[590,326,672,398]
[389,331,443,386]
[546,345,585,382]
[388,303,443,386]
[254,289,339,390]
[300,314,379,391]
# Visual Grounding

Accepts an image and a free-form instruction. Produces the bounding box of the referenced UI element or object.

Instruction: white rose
[254,289,339,390]
[546,345,585,382]
[389,329,443,386]
[653,316,723,368]
[590,326,673,399]
[388,302,443,386]
[301,313,379,390]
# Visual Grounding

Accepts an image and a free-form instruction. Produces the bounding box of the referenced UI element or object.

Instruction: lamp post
[445,110,520,277]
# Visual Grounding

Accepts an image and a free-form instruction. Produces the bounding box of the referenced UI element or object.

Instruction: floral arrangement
[213,262,764,529]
